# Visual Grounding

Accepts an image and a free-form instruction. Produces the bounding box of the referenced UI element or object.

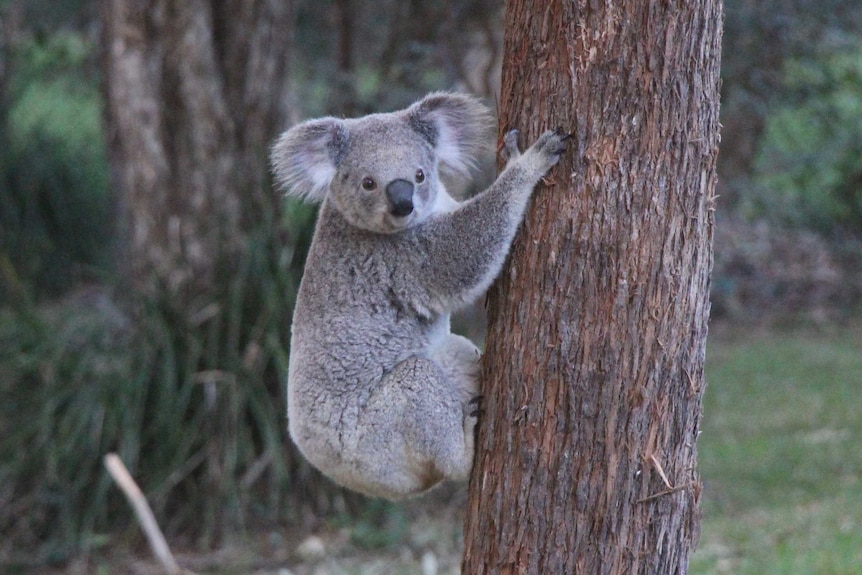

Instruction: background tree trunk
[99,0,292,306]
[462,1,721,573]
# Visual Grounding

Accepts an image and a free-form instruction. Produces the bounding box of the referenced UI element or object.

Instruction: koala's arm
[415,129,568,310]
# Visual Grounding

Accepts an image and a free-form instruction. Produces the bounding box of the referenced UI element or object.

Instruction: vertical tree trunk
[462,1,721,574]
[329,0,357,115]
[99,0,292,305]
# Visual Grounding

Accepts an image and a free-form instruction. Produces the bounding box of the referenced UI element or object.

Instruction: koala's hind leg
[427,333,481,462]
[355,355,478,498]
[428,333,481,400]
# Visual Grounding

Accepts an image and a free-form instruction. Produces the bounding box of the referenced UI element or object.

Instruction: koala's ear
[270,118,349,202]
[406,92,494,178]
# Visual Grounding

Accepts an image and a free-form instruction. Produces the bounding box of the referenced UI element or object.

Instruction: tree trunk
[329,0,357,116]
[462,1,721,574]
[99,0,292,306]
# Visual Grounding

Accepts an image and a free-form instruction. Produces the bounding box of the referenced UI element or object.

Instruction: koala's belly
[307,302,443,360]
[292,315,447,401]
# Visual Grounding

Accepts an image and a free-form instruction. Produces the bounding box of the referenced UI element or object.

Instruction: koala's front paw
[532,127,570,168]
[513,127,570,181]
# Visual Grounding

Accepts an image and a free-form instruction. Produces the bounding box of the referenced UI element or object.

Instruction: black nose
[385,179,414,217]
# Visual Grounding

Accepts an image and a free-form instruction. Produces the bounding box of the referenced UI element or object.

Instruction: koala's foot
[503,128,522,160]
[467,394,484,417]
[459,394,481,476]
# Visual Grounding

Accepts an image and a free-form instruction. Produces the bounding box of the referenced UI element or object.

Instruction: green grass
[692,325,862,575]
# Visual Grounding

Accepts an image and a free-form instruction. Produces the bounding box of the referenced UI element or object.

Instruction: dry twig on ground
[104,453,196,575]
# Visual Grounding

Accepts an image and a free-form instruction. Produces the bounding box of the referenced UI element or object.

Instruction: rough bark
[462,1,721,574]
[99,0,291,304]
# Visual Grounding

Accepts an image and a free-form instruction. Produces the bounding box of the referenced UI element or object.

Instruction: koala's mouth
[384,210,416,230]
[389,204,413,218]
[382,211,416,232]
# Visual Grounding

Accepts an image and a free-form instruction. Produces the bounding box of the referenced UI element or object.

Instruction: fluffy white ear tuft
[406,92,494,178]
[270,118,349,202]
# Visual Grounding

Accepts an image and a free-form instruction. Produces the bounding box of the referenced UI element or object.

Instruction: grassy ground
[40,321,862,574]
[692,322,862,575]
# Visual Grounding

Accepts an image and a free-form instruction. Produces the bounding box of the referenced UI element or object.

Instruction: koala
[271,92,567,500]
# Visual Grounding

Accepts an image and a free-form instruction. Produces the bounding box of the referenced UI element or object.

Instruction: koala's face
[328,116,441,234]
[272,92,493,232]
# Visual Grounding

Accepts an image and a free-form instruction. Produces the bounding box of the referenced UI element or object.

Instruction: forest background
[1,0,861,573]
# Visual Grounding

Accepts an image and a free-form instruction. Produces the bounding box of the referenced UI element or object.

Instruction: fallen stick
[104,453,192,575]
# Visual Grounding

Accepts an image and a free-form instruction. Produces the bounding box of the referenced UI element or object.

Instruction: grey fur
[271,92,567,499]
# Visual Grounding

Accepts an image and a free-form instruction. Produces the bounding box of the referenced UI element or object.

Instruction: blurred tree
[751,46,862,232]
[0,5,14,247]
[99,0,292,308]
[719,0,862,208]
[461,0,721,573]
[292,0,502,116]
[97,0,335,546]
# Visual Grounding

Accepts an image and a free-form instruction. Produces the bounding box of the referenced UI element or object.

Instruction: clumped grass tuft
[0,218,342,567]
[692,325,862,575]
[0,302,133,564]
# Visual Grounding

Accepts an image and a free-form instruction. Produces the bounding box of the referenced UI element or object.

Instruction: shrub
[0,32,111,302]
[749,44,862,232]
[0,218,333,566]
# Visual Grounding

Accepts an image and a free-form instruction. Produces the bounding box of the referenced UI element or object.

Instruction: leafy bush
[0,218,332,567]
[0,32,111,302]
[0,301,135,563]
[749,44,862,232]
[0,27,337,570]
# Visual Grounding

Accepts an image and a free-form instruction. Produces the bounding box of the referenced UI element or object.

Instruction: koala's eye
[415,169,425,184]
[361,177,377,191]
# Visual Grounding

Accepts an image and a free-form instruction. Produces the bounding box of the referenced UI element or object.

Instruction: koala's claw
[503,129,521,159]
[541,128,569,159]
[468,395,484,417]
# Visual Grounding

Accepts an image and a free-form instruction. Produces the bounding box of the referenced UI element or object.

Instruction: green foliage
[0,18,331,570]
[0,221,319,565]
[0,31,111,301]
[750,45,862,231]
[0,303,135,563]
[692,326,862,574]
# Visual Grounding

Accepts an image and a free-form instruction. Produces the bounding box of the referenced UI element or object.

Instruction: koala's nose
[385,179,414,217]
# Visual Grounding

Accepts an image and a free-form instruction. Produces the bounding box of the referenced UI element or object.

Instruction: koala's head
[271,93,493,234]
